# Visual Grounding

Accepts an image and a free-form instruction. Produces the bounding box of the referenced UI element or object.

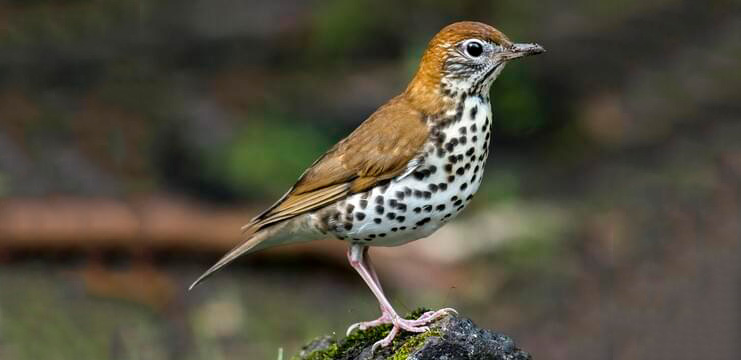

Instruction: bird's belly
[318,99,492,247]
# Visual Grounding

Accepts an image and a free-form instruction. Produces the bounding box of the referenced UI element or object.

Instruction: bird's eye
[464,40,484,58]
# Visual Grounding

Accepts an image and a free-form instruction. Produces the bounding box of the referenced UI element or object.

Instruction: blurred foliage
[0,172,8,197]
[311,0,382,57]
[491,66,546,138]
[211,116,333,198]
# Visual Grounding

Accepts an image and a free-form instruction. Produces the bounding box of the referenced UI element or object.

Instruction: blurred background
[0,0,739,359]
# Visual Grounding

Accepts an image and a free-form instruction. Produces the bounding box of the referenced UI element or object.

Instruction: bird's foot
[346,312,393,336]
[347,307,458,353]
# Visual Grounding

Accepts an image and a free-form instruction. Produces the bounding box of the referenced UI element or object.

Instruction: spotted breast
[314,92,492,246]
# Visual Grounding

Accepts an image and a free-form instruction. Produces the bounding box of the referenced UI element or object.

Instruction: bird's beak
[501,43,546,61]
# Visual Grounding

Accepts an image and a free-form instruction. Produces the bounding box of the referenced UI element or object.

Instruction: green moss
[297,341,340,360]
[389,328,441,360]
[294,308,440,360]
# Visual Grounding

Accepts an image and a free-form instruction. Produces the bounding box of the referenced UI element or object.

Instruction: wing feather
[241,95,430,236]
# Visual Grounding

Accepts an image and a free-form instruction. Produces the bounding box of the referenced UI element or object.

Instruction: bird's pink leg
[345,244,457,352]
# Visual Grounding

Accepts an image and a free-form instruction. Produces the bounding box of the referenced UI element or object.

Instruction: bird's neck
[404,73,496,119]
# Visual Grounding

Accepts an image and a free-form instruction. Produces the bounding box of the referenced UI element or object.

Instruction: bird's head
[405,21,545,114]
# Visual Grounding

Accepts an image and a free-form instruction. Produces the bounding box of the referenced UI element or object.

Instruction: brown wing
[243,94,430,236]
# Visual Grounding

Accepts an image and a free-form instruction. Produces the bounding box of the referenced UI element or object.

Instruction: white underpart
[327,94,493,247]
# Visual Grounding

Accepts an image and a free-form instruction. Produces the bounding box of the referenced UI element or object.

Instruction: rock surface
[294,310,532,360]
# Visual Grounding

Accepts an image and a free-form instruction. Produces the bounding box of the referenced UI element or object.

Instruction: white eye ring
[461,39,485,58]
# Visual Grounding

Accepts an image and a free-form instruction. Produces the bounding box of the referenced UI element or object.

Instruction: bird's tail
[188,215,321,290]
[188,227,269,290]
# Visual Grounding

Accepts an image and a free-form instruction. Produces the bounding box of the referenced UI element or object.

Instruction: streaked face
[441,38,508,94]
[441,38,544,95]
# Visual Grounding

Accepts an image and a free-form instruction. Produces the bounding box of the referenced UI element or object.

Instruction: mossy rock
[293,308,531,360]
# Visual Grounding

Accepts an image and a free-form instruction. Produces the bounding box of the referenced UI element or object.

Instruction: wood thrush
[191,21,544,351]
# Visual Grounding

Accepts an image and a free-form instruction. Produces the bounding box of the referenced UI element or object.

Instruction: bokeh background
[1,0,740,359]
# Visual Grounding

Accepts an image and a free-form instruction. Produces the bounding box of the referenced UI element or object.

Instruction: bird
[190,21,544,351]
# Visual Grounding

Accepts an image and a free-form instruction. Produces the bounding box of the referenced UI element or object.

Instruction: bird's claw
[346,313,393,336]
[348,307,459,353]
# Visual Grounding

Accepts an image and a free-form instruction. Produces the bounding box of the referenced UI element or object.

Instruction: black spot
[452,196,459,201]
[396,191,405,200]
[470,106,478,119]
[355,212,366,220]
[445,142,455,152]
[457,154,464,161]
[364,238,372,241]
[437,132,447,144]
[387,212,396,220]
[436,148,446,157]
[413,207,422,213]
[391,227,398,232]
[439,183,448,191]
[346,204,355,213]
[416,217,431,226]
[374,218,382,224]
[359,200,368,209]
[460,183,468,191]
[429,183,438,192]
[345,212,354,221]
[389,199,398,207]
[473,165,479,173]
[447,175,455,183]
[375,205,384,215]
[465,163,471,170]
[454,199,463,207]
[444,164,453,173]
[379,233,386,237]
[466,147,475,156]
[459,136,467,145]
[428,165,437,174]
[369,234,376,238]
[459,126,467,135]
[448,155,458,163]
[397,203,407,212]
[456,167,465,175]
[353,237,360,241]
[375,196,384,205]
[413,172,425,181]
[457,205,465,211]
[423,205,433,212]
[404,187,412,196]
[471,174,477,183]
[436,204,446,211]
[400,226,407,230]
[344,222,353,230]
[466,194,473,201]
[470,124,477,132]
[472,135,478,142]
[396,216,406,222]
[414,190,423,198]
[444,213,452,219]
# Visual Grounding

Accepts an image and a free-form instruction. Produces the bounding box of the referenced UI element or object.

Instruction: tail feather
[188,230,267,290]
[189,215,320,290]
